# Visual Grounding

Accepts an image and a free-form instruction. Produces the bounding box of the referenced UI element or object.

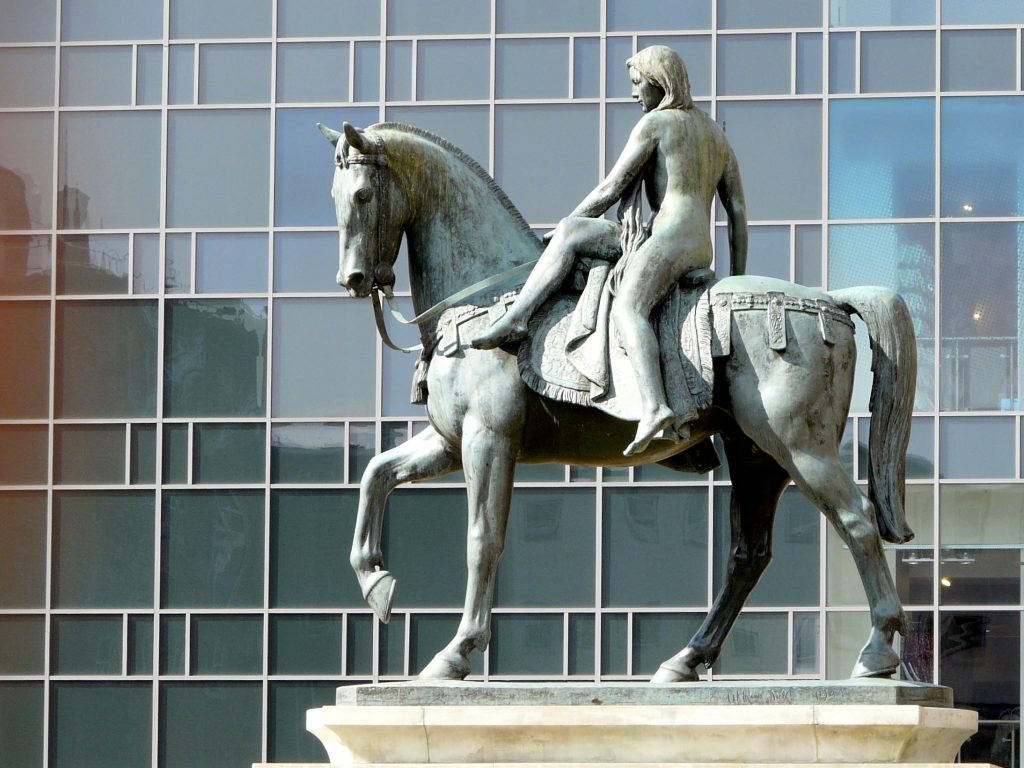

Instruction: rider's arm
[570,118,657,219]
[718,145,747,276]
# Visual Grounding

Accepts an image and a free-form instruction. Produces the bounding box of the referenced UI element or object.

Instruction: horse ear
[317,122,342,147]
[343,122,369,153]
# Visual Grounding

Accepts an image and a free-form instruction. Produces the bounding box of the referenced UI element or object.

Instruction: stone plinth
[255,681,995,768]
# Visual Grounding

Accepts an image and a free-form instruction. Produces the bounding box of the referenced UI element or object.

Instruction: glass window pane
[57,233,129,294]
[270,615,342,674]
[162,423,188,484]
[828,31,855,93]
[171,0,271,38]
[136,44,162,105]
[279,0,379,36]
[52,615,122,674]
[199,43,271,104]
[61,0,162,41]
[715,612,788,675]
[128,615,153,674]
[159,683,261,768]
[60,46,132,106]
[940,611,1020,720]
[632,613,702,676]
[605,36,633,98]
[717,34,791,96]
[0,113,54,231]
[608,0,711,31]
[497,0,598,32]
[55,424,125,485]
[270,490,364,607]
[746,225,789,280]
[1,0,56,42]
[385,105,490,168]
[272,298,375,417]
[0,235,51,295]
[386,40,412,101]
[132,233,159,294]
[942,30,1017,92]
[168,109,270,227]
[831,0,934,26]
[165,232,191,293]
[490,614,563,675]
[861,32,935,93]
[268,682,337,763]
[829,98,934,219]
[130,424,156,484]
[353,41,379,102]
[942,0,1024,24]
[195,232,268,293]
[380,614,405,675]
[271,423,345,483]
[794,224,821,287]
[168,44,194,105]
[0,616,44,674]
[0,426,48,485]
[796,33,822,94]
[58,111,161,228]
[346,614,372,675]
[0,683,43,768]
[274,106,378,227]
[160,615,185,674]
[409,614,482,675]
[162,491,264,608]
[51,683,151,768]
[825,610,869,677]
[0,48,54,108]
[273,231,344,293]
[191,615,262,674]
[603,487,708,607]
[53,491,155,607]
[56,300,158,417]
[380,299,421,419]
[0,493,47,607]
[277,42,349,103]
[194,423,265,483]
[164,299,268,417]
[348,422,374,482]
[717,100,821,220]
[387,0,489,34]
[940,417,1015,479]
[718,0,821,28]
[496,39,569,100]
[600,613,627,675]
[573,37,600,98]
[568,613,594,675]
[0,302,49,417]
[638,35,712,99]
[793,611,819,674]
[417,40,490,101]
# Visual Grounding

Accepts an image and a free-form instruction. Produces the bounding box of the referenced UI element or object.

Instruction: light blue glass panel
[0,113,54,231]
[270,615,342,674]
[199,43,271,104]
[0,235,50,294]
[272,298,375,416]
[385,105,490,168]
[829,98,934,219]
[53,491,155,607]
[273,231,343,293]
[268,682,337,763]
[0,302,49,417]
[279,0,379,36]
[387,0,490,34]
[171,0,272,38]
[137,45,162,105]
[418,40,489,101]
[58,111,161,228]
[715,612,788,674]
[56,300,159,417]
[57,233,129,294]
[608,0,711,31]
[164,299,268,417]
[386,41,412,101]
[0,426,47,485]
[133,233,159,294]
[794,224,821,287]
[497,39,569,100]
[55,424,125,485]
[354,41,379,101]
[717,100,821,220]
[168,44,194,105]
[718,34,790,96]
[2,0,55,42]
[381,299,421,418]
[632,613,703,675]
[796,33,822,94]
[191,615,262,674]
[193,423,265,483]
[165,232,191,293]
[167,109,270,227]
[52,616,122,674]
[61,46,132,106]
[0,616,44,674]
[0,493,46,607]
[861,32,935,93]
[160,683,261,768]
[638,35,712,98]
[746,225,789,280]
[719,0,821,28]
[828,223,935,411]
[61,0,162,41]
[278,42,349,103]
[942,97,1024,217]
[831,0,933,26]
[51,684,151,768]
[496,104,599,224]
[275,106,378,226]
[490,614,563,675]
[0,48,54,107]
[498,0,598,32]
[606,36,634,98]
[271,423,345,482]
[603,487,708,607]
[942,30,1017,92]
[195,232,268,293]
[573,37,600,98]
[942,0,1024,24]
[829,31,855,93]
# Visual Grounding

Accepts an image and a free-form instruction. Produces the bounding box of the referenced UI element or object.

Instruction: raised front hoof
[361,570,397,624]
[418,649,471,680]
[651,662,700,683]
[851,647,900,679]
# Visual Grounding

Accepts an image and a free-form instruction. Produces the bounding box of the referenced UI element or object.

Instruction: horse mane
[369,122,535,238]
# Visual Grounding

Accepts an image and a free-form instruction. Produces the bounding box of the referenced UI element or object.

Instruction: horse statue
[318,120,916,683]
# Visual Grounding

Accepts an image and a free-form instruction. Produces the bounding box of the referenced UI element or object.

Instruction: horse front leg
[420,418,517,679]
[351,425,460,622]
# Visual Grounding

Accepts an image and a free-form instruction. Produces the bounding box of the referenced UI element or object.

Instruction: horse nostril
[345,270,366,289]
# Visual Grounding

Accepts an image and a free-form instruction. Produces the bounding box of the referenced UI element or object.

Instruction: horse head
[319,121,402,299]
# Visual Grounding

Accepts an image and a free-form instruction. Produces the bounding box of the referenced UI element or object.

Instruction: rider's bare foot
[470,318,528,350]
[624,405,675,457]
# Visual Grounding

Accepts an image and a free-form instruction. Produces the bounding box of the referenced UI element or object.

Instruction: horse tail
[829,286,916,544]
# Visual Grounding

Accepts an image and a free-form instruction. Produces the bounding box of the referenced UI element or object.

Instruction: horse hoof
[851,647,899,679]
[651,661,699,683]
[419,650,471,680]
[362,570,397,624]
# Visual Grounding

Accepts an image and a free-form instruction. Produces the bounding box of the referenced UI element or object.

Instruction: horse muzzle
[339,269,371,298]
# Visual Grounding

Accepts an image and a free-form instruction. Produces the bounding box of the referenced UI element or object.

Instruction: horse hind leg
[654,435,790,682]
[351,425,460,623]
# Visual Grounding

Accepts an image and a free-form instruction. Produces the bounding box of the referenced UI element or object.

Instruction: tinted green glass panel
[568,613,594,675]
[55,424,125,485]
[0,493,47,607]
[60,46,132,106]
[793,612,819,674]
[268,682,337,763]
[160,615,185,675]
[0,302,49,417]
[199,43,271,104]
[348,422,375,484]
[270,615,342,674]
[159,683,261,768]
[346,614,372,675]
[129,615,153,675]
[191,615,262,674]
[409,615,481,676]
[131,424,156,484]
[51,683,151,768]
[57,233,129,294]
[162,423,188,484]
[164,299,268,417]
[600,613,627,675]
[193,423,265,484]
[380,614,406,676]
[162,491,264,608]
[53,491,154,607]
[271,490,363,607]
[0,48,54,107]
[271,423,345,483]
[56,300,158,417]
[52,615,122,674]
[0,683,43,768]
[0,425,47,485]
[0,616,45,674]
[632,613,702,676]
[0,235,51,295]
[171,0,271,38]
[490,614,563,675]
[61,0,162,41]
[715,612,788,674]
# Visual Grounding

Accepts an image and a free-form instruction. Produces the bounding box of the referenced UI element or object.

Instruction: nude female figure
[471,45,748,457]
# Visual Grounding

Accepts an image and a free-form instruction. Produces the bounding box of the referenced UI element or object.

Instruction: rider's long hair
[625,45,694,112]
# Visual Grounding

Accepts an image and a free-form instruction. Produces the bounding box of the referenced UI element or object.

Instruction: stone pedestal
[255,680,995,768]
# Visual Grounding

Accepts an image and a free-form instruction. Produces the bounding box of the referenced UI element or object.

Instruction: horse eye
[355,187,373,203]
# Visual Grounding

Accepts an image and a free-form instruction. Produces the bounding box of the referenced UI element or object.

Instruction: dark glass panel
[130,423,156,484]
[793,611,819,674]
[193,423,265,484]
[600,613,627,675]
[271,423,345,483]
[52,615,122,674]
[632,613,702,676]
[268,682,337,763]
[346,614,372,675]
[0,235,50,295]
[0,493,47,607]
[190,615,263,674]
[51,683,151,768]
[270,615,342,674]
[568,613,594,675]
[409,614,481,676]
[128,615,153,675]
[55,424,125,485]
[0,426,47,485]
[162,423,188,484]
[380,614,406,675]
[159,615,185,675]
[0,113,54,232]
[57,233,129,294]
[0,616,45,674]
[490,614,563,675]
[940,611,1020,720]
[159,683,262,768]
[0,301,49,417]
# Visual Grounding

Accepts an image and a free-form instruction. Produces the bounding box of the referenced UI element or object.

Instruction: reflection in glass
[195,232,268,293]
[0,235,50,295]
[277,42,349,103]
[271,423,345,483]
[941,30,1017,92]
[57,233,128,294]
[165,232,191,293]
[717,34,791,97]
[199,43,271,104]
[0,113,54,232]
[940,611,1020,720]
[0,48,54,108]
[348,422,374,483]
[132,233,159,294]
[497,39,569,100]
[860,32,934,93]
[793,612,819,674]
[60,46,132,106]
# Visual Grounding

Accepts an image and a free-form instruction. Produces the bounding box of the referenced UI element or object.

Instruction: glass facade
[0,1,1022,766]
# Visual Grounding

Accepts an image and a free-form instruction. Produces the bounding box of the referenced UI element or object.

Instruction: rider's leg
[470,216,619,349]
